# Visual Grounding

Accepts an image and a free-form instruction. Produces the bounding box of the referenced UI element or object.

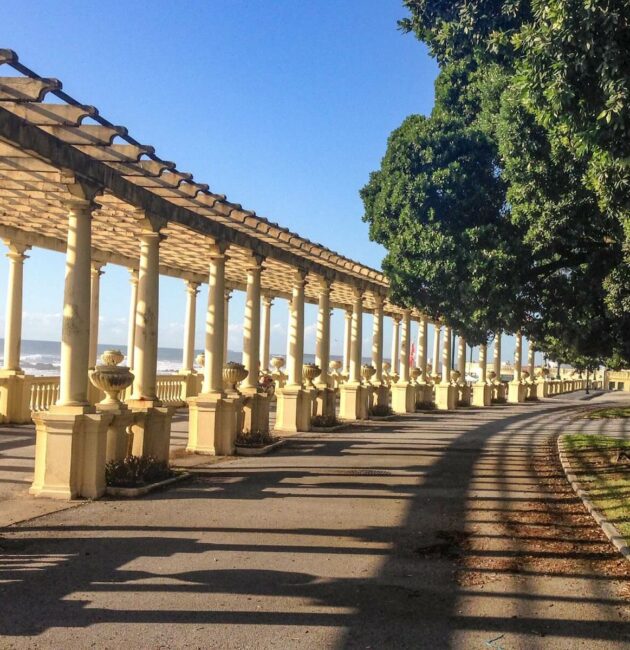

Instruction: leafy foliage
[105,455,172,488]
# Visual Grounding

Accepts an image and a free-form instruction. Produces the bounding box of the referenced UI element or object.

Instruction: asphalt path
[1,394,629,649]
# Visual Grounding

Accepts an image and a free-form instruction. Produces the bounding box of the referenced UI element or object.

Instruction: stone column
[130,228,161,403]
[432,326,441,379]
[528,343,535,376]
[471,342,491,407]
[416,317,428,374]
[371,296,384,383]
[2,241,30,371]
[514,331,522,381]
[342,308,352,376]
[349,290,363,384]
[223,290,232,363]
[276,270,311,433]
[126,269,138,369]
[260,295,273,371]
[204,249,228,394]
[508,330,526,403]
[286,270,307,387]
[493,332,502,378]
[479,344,488,383]
[399,309,411,384]
[435,326,456,410]
[242,257,263,390]
[457,336,466,378]
[315,279,335,418]
[315,279,331,388]
[391,316,401,377]
[181,281,199,373]
[58,199,94,407]
[88,262,105,369]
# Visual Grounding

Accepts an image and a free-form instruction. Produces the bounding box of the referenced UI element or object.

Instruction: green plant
[416,400,436,410]
[235,429,277,447]
[105,455,172,488]
[311,414,341,428]
[370,404,393,417]
[491,397,507,404]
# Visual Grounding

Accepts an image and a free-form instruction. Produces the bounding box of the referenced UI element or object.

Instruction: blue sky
[0,1,524,363]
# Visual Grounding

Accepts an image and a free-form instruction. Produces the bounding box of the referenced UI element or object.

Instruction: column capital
[90,261,106,277]
[128,267,139,286]
[209,241,230,258]
[3,240,30,261]
[245,252,265,270]
[224,289,233,302]
[373,293,385,309]
[185,280,200,295]
[262,294,275,307]
[317,275,333,292]
[292,268,308,288]
[392,314,402,324]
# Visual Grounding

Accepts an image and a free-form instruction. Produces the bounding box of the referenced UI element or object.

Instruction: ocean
[0,339,342,377]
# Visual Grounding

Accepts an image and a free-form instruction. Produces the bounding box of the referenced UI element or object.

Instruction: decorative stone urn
[410,367,422,384]
[303,363,321,388]
[361,364,376,385]
[329,359,342,372]
[271,356,285,371]
[522,370,530,381]
[195,353,205,368]
[89,349,134,406]
[450,370,461,384]
[487,370,497,382]
[223,361,248,395]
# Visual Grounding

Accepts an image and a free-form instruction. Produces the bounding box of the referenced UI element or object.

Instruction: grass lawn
[584,406,630,419]
[563,434,630,544]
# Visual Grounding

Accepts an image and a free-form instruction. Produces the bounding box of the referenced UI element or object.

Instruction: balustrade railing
[29,377,60,413]
[156,374,187,407]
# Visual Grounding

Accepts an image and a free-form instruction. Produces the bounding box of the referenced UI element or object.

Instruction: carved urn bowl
[89,349,134,405]
[522,370,530,381]
[303,363,321,388]
[487,370,497,382]
[270,356,285,371]
[451,370,461,384]
[361,364,376,384]
[195,353,205,368]
[410,367,422,383]
[329,359,342,372]
[382,361,391,373]
[223,361,248,394]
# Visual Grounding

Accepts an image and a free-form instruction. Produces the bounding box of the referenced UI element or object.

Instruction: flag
[410,342,416,367]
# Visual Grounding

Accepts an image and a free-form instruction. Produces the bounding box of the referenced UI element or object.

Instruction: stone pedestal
[339,383,369,420]
[315,386,336,418]
[187,392,242,456]
[275,385,311,432]
[435,383,457,411]
[178,370,201,400]
[456,382,471,406]
[492,381,506,402]
[471,382,492,407]
[30,406,112,500]
[414,382,433,407]
[95,404,134,462]
[126,400,174,461]
[375,384,390,408]
[242,390,270,434]
[525,380,538,401]
[391,382,415,414]
[0,370,30,423]
[507,380,527,404]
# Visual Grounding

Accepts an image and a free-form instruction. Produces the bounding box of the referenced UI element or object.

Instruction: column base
[178,370,201,400]
[95,403,134,462]
[242,390,270,434]
[0,369,30,423]
[456,383,471,406]
[492,381,507,402]
[435,383,457,411]
[314,385,336,419]
[275,385,311,432]
[391,382,415,414]
[339,383,369,420]
[128,404,174,461]
[187,392,241,455]
[471,382,492,407]
[30,406,112,500]
[507,380,527,404]
[374,384,390,408]
[525,380,538,401]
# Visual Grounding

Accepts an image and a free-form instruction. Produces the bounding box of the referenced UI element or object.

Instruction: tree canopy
[362,0,630,367]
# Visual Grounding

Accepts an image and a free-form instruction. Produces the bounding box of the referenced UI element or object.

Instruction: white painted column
[493,332,502,378]
[223,289,232,363]
[286,270,307,387]
[349,289,363,384]
[204,245,228,393]
[260,295,273,371]
[514,331,522,381]
[432,325,441,377]
[371,295,384,383]
[181,281,199,372]
[242,257,263,390]
[126,269,138,370]
[88,262,104,368]
[417,316,428,377]
[441,326,452,384]
[457,335,466,378]
[399,309,411,383]
[391,316,400,375]
[2,242,30,371]
[315,279,331,387]
[479,344,488,382]
[57,199,93,407]
[131,229,161,401]
[342,309,352,375]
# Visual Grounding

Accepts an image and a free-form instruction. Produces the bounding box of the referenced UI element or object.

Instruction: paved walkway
[1,394,629,648]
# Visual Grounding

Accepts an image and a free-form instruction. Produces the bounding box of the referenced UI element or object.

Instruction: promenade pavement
[1,393,629,648]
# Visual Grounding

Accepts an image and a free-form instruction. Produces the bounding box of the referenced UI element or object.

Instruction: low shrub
[105,455,172,488]
[416,401,436,410]
[491,397,507,404]
[370,404,393,417]
[311,414,341,428]
[236,429,278,447]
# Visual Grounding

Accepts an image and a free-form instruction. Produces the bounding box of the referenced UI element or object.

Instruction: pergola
[0,50,576,502]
